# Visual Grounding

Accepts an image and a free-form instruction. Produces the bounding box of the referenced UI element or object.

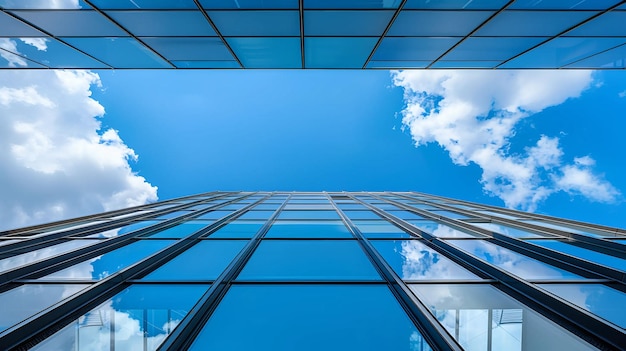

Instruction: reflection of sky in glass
[528,240,626,272]
[265,220,352,238]
[0,284,88,332]
[190,284,431,351]
[31,284,208,351]
[81,220,161,238]
[474,210,523,220]
[471,222,548,238]
[538,283,626,328]
[0,239,99,273]
[410,284,596,351]
[208,221,264,238]
[411,221,480,238]
[447,240,583,280]
[372,240,480,280]
[520,220,613,238]
[39,240,174,280]
[144,222,208,238]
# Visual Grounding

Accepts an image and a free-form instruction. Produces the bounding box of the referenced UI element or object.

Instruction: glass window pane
[0,11,46,36]
[90,0,197,9]
[373,37,458,61]
[208,221,263,238]
[237,240,380,281]
[38,240,174,280]
[0,240,100,273]
[447,239,584,280]
[442,37,546,61]
[387,210,426,220]
[277,210,340,220]
[143,241,246,280]
[31,284,208,351]
[527,240,626,271]
[195,210,231,220]
[145,222,207,238]
[305,10,393,36]
[431,60,499,68]
[63,37,171,68]
[388,10,493,36]
[227,37,301,68]
[0,284,88,332]
[265,220,352,238]
[353,220,412,239]
[11,10,127,36]
[373,240,481,280]
[201,0,298,9]
[405,0,508,9]
[305,37,377,68]
[538,283,626,328]
[367,60,430,69]
[152,210,193,220]
[236,210,275,220]
[428,209,473,219]
[342,210,381,220]
[208,10,299,36]
[304,0,401,9]
[410,284,597,351]
[283,204,333,210]
[520,220,614,238]
[566,43,626,69]
[476,11,596,36]
[107,11,217,36]
[189,284,431,351]
[81,220,161,238]
[0,0,88,8]
[471,222,549,238]
[509,0,619,9]
[411,221,482,238]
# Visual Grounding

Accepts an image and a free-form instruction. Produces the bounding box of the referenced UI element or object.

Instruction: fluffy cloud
[393,70,619,211]
[0,70,157,231]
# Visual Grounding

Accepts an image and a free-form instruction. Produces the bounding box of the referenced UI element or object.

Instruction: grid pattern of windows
[1,191,625,350]
[1,1,626,69]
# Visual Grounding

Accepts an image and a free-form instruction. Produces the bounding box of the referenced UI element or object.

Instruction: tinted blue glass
[305,10,393,36]
[354,220,410,238]
[63,37,171,68]
[502,37,626,68]
[145,222,207,238]
[471,222,548,238]
[284,204,333,210]
[566,43,626,68]
[527,240,626,271]
[539,284,626,328]
[388,10,493,36]
[367,60,430,68]
[90,0,197,8]
[373,37,458,61]
[237,210,275,220]
[83,220,161,238]
[0,12,45,36]
[31,284,208,351]
[144,37,233,61]
[410,284,597,350]
[373,240,480,280]
[443,37,546,61]
[522,220,616,237]
[152,210,193,219]
[39,240,174,280]
[0,37,107,68]
[208,221,264,238]
[195,210,231,219]
[237,240,381,280]
[304,0,402,8]
[0,284,88,332]
[0,47,45,68]
[343,210,381,219]
[12,11,127,36]
[144,241,246,280]
[474,210,527,220]
[189,284,430,351]
[265,220,352,238]
[405,0,508,9]
[0,0,88,8]
[428,209,473,219]
[209,10,299,36]
[431,61,499,68]
[509,0,619,9]
[227,37,300,68]
[305,37,377,68]
[411,221,480,238]
[108,11,216,36]
[0,240,99,273]
[201,0,298,8]
[387,210,425,220]
[336,203,368,210]
[476,11,596,36]
[278,209,341,219]
[447,239,584,279]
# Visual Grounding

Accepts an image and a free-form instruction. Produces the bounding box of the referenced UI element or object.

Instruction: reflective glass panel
[373,37,459,61]
[373,240,480,280]
[237,210,275,220]
[305,37,377,68]
[227,37,301,68]
[447,239,584,279]
[90,0,197,8]
[39,240,174,280]
[208,10,299,36]
[107,11,217,36]
[367,60,430,68]
[389,11,492,36]
[304,0,401,8]
[353,220,413,238]
[283,204,333,210]
[0,12,46,36]
[405,0,508,9]
[538,283,626,328]
[428,209,473,219]
[410,284,597,351]
[265,220,352,238]
[31,284,208,351]
[237,240,380,280]
[566,43,626,69]
[145,222,207,238]
[63,37,171,68]
[81,220,161,238]
[144,37,235,61]
[473,210,526,220]
[387,210,426,220]
[443,37,545,61]
[521,220,614,238]
[471,222,548,238]
[11,11,127,36]
[431,61,499,68]
[305,10,393,36]
[476,11,596,36]
[0,284,88,332]
[200,0,298,8]
[342,210,381,220]
[0,240,99,273]
[208,221,264,238]
[527,240,626,271]
[278,210,340,220]
[195,210,231,219]
[509,0,619,9]
[189,284,430,351]
[411,221,481,238]
[0,0,88,8]
[143,241,246,280]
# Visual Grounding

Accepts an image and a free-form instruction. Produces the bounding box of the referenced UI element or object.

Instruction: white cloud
[393,70,620,211]
[618,90,626,98]
[0,70,157,231]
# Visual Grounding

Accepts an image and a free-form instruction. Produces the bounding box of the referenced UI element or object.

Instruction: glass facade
[1,1,626,69]
[0,191,625,350]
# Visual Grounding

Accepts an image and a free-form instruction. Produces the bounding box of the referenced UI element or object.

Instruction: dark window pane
[189,284,431,351]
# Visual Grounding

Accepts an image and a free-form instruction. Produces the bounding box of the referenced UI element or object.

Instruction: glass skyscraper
[0,191,624,350]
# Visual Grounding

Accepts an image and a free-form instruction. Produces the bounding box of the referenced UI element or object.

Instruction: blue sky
[87,69,626,227]
[1,69,625,229]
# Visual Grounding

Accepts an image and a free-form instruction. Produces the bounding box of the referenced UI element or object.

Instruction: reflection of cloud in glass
[448,240,582,280]
[0,239,98,273]
[399,241,478,280]
[411,222,475,238]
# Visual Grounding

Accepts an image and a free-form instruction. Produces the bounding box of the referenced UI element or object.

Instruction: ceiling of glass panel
[0,1,625,69]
